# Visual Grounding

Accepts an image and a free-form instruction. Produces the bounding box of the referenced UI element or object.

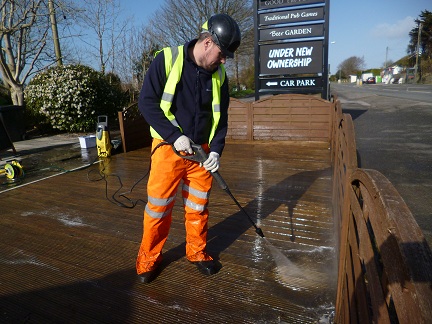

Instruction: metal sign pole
[322,0,330,100]
[254,0,260,102]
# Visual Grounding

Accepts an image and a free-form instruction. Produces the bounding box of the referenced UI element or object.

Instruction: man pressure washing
[136,14,241,283]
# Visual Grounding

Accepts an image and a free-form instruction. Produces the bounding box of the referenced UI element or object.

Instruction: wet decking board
[0,140,336,323]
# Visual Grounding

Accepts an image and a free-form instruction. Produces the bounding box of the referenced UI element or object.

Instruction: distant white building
[382,65,403,84]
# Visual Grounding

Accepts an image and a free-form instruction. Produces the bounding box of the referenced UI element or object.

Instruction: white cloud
[371,16,416,39]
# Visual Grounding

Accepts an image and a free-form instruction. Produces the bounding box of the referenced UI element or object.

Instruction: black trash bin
[0,105,25,142]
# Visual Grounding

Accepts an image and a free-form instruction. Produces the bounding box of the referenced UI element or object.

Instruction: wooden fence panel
[227,94,332,142]
[120,94,333,147]
[227,98,250,140]
[252,94,331,141]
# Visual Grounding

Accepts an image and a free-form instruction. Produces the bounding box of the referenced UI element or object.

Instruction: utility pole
[385,46,388,68]
[49,0,63,66]
[415,22,422,83]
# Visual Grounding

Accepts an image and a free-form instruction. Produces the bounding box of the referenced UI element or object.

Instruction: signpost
[254,0,330,100]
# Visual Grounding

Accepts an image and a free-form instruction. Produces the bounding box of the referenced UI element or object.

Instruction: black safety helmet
[202,14,241,58]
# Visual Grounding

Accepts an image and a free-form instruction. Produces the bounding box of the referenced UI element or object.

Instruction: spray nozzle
[255,227,265,238]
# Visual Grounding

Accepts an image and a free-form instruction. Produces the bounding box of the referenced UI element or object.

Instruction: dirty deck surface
[1,140,336,323]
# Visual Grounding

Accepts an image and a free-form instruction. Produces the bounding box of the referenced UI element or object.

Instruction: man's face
[202,38,227,71]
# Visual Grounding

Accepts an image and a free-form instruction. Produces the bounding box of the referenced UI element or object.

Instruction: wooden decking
[0,140,336,323]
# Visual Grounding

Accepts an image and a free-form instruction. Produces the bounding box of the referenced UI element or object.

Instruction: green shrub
[24,64,127,132]
[230,88,255,98]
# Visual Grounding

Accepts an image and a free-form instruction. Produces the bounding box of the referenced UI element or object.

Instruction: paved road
[331,82,432,247]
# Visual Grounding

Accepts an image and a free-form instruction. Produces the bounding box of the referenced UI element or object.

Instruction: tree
[0,77,12,104]
[77,0,128,74]
[115,24,160,89]
[0,0,52,105]
[407,10,432,80]
[238,56,254,90]
[145,0,254,90]
[408,10,432,60]
[337,56,366,78]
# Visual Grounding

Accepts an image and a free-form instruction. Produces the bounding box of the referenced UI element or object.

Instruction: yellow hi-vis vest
[149,45,226,145]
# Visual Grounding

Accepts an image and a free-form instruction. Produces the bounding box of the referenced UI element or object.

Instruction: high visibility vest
[149,45,226,145]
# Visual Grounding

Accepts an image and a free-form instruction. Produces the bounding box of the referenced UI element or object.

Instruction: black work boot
[137,267,159,283]
[191,260,220,276]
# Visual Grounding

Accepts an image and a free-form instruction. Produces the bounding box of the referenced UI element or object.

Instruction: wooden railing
[331,95,432,323]
[331,96,358,249]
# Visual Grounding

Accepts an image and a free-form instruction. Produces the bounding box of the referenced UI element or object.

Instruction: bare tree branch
[145,0,253,89]
[76,0,128,74]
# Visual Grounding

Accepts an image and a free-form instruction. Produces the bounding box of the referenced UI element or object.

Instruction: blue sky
[328,0,431,72]
[120,0,431,73]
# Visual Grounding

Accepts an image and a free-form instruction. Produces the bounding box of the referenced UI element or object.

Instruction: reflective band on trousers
[149,45,226,145]
[183,184,210,199]
[183,199,207,212]
[145,194,176,219]
[182,183,209,212]
[145,205,173,219]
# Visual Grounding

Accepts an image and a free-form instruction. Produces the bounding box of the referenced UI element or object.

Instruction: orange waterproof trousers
[136,139,213,274]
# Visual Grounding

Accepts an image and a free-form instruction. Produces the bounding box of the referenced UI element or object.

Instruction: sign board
[258,7,324,26]
[260,40,323,75]
[258,0,325,10]
[259,24,324,42]
[260,76,323,92]
[254,0,330,100]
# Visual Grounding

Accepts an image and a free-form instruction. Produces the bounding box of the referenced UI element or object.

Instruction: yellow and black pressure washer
[96,115,112,158]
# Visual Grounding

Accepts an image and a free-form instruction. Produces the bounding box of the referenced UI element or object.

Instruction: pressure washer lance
[173,143,265,238]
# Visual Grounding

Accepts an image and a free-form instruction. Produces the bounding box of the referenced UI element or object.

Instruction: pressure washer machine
[96,115,112,158]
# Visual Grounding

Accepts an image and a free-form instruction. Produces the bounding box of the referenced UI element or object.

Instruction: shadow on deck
[1,140,336,323]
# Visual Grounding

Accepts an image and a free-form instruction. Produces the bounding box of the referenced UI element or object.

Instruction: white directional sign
[266,81,278,86]
[260,77,323,91]
[259,7,324,26]
[259,24,324,42]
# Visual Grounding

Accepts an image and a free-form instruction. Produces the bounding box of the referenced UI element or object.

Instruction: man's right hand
[173,135,193,154]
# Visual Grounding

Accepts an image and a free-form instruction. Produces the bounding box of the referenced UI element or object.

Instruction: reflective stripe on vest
[150,45,225,145]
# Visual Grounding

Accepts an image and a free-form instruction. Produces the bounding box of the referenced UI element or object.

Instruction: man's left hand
[203,152,220,173]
